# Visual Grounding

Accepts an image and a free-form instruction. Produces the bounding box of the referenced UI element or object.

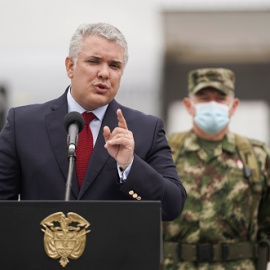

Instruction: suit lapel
[78,101,119,198]
[45,90,80,199]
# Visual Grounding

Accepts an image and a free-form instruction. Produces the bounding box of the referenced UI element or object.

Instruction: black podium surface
[0,201,161,270]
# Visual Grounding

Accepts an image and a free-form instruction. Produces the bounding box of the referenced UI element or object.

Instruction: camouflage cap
[188,68,235,95]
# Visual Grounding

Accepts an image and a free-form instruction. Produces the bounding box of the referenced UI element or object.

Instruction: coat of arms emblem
[40,212,90,267]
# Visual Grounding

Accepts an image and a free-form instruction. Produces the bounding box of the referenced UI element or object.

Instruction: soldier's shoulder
[168,131,189,140]
[248,137,268,147]
[234,133,268,149]
[168,131,192,146]
[244,136,270,157]
[167,132,189,154]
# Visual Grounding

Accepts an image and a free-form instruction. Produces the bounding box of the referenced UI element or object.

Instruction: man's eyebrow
[87,56,101,60]
[110,60,123,66]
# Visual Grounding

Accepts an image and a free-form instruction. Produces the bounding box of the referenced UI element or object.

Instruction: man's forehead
[82,35,124,55]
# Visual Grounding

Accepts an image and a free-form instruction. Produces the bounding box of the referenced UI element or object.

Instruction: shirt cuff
[117,157,134,183]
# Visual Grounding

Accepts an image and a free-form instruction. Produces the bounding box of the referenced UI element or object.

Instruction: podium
[0,201,161,270]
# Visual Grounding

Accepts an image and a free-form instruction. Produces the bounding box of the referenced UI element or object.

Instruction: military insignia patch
[40,212,90,267]
[236,158,244,169]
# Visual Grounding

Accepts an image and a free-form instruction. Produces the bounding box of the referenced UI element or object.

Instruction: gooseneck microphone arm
[63,112,85,201]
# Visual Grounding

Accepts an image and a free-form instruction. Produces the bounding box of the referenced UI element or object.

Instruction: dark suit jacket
[0,89,186,221]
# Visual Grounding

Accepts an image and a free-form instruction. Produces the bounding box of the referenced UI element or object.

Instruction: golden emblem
[40,212,90,267]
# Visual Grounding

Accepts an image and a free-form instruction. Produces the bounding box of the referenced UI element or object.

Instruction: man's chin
[193,124,228,140]
[84,97,113,111]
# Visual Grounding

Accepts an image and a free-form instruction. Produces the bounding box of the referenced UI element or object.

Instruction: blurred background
[1,0,270,144]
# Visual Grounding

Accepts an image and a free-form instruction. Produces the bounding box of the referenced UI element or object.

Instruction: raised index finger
[117,109,128,130]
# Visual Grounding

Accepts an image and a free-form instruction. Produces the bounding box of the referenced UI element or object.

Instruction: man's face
[183,87,239,138]
[65,35,125,111]
[186,87,238,117]
[192,88,232,106]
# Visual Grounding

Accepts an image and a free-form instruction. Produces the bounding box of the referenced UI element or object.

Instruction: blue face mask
[194,101,230,134]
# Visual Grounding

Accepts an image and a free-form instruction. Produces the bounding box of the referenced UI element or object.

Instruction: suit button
[137,196,141,200]
[132,193,138,199]
[129,190,134,195]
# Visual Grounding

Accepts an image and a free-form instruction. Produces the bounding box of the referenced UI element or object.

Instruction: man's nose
[98,64,109,79]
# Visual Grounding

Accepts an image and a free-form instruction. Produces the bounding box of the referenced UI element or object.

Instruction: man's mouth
[94,83,109,90]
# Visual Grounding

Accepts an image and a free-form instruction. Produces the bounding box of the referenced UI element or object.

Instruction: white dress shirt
[67,88,107,145]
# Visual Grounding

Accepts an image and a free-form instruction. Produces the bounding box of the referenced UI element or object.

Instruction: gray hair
[69,23,128,66]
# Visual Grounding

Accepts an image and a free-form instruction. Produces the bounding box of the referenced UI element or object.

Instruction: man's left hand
[103,109,134,170]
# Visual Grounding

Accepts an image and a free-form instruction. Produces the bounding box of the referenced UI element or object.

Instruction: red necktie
[75,112,96,187]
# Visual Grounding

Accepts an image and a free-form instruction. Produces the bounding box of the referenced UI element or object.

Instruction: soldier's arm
[257,143,270,240]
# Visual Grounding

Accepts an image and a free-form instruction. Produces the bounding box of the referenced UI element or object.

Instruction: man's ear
[183,97,195,116]
[229,98,239,117]
[65,56,74,79]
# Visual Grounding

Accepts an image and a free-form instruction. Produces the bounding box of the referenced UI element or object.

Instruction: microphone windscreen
[64,111,85,133]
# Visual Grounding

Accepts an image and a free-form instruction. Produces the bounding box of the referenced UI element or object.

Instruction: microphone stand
[65,144,76,201]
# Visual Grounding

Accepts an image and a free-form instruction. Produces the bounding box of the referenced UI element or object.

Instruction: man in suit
[0,22,186,221]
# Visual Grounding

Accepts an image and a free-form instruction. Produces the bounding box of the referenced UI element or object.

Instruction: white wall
[1,0,270,139]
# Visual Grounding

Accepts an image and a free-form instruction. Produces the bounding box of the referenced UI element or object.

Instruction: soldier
[162,68,270,270]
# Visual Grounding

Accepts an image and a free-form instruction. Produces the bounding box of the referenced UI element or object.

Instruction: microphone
[64,111,85,155]
[63,111,84,201]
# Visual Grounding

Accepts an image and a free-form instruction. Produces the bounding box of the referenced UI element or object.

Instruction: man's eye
[110,64,120,69]
[88,59,99,64]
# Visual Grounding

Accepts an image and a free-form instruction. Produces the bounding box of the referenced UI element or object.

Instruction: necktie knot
[82,112,95,126]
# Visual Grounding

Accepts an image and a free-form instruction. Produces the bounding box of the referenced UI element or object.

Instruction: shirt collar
[223,132,237,153]
[67,86,108,122]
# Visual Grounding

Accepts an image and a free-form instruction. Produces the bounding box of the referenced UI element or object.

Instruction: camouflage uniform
[162,68,270,270]
[163,131,270,270]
